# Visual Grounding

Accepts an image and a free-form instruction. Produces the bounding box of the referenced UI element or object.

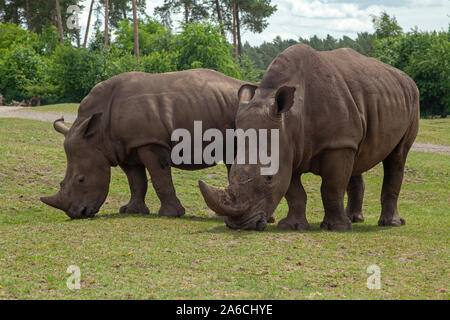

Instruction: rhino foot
[120,202,150,215]
[277,217,310,231]
[159,203,185,218]
[378,216,405,227]
[320,218,352,231]
[347,211,365,223]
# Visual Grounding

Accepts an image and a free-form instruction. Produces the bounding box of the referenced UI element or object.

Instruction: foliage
[374,29,449,117]
[175,21,241,78]
[371,11,403,39]
[141,50,178,73]
[405,33,450,117]
[114,18,173,55]
[0,9,447,116]
[0,44,43,102]
[46,45,107,102]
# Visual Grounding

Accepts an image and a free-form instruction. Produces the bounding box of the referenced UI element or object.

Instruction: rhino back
[102,70,244,154]
[261,44,419,173]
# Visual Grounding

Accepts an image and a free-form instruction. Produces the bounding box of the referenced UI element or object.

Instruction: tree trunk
[55,0,64,44]
[132,0,140,71]
[104,0,109,49]
[232,0,237,58]
[75,0,80,47]
[236,1,242,56]
[25,0,32,31]
[83,0,95,48]
[184,2,189,24]
[214,0,225,36]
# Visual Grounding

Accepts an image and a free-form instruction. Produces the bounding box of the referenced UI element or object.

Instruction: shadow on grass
[91,211,223,223]
[62,211,393,235]
[202,221,392,234]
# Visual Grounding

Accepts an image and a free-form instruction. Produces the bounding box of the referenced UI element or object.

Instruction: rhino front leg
[319,149,354,231]
[345,174,365,223]
[137,145,185,218]
[119,164,150,214]
[278,175,310,230]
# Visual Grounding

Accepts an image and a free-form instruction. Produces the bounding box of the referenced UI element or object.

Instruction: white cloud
[76,0,449,46]
[242,0,449,45]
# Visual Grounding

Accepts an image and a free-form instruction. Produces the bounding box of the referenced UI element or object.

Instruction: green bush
[47,46,106,102]
[175,22,242,79]
[141,50,178,74]
[405,34,450,117]
[0,44,43,102]
[374,30,449,117]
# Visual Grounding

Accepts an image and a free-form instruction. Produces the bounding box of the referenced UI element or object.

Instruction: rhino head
[41,115,111,219]
[199,83,298,231]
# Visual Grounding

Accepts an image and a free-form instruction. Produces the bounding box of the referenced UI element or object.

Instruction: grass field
[28,103,79,114]
[416,119,450,145]
[0,118,448,299]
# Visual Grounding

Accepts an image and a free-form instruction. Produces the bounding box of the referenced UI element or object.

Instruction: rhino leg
[137,145,185,218]
[378,144,409,227]
[345,174,365,223]
[278,175,310,230]
[319,149,354,231]
[119,164,150,214]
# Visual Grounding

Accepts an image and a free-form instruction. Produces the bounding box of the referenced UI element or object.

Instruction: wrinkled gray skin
[199,44,420,231]
[41,69,247,219]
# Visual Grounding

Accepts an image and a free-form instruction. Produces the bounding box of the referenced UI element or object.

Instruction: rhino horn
[53,117,69,136]
[40,194,66,211]
[198,180,248,217]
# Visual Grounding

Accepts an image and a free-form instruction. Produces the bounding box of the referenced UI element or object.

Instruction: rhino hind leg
[119,164,150,214]
[137,145,185,218]
[319,149,354,231]
[278,175,310,230]
[378,144,410,227]
[345,174,365,223]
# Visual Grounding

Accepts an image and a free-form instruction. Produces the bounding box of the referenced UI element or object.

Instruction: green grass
[28,103,450,146]
[28,103,79,114]
[0,118,448,299]
[416,118,450,145]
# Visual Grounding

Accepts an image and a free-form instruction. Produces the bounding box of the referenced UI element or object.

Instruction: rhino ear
[79,113,102,139]
[238,84,258,103]
[273,85,296,115]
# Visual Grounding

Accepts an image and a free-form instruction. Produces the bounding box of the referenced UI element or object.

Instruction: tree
[232,0,237,58]
[104,0,109,49]
[25,0,31,30]
[155,1,209,27]
[84,0,95,47]
[371,11,403,39]
[213,0,225,36]
[131,0,140,70]
[55,0,64,44]
[235,0,277,56]
[406,33,449,117]
[95,0,146,28]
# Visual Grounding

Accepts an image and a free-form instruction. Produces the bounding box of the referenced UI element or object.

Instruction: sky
[79,0,450,46]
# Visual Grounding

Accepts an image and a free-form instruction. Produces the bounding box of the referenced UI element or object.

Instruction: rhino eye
[266,175,273,182]
[78,176,85,183]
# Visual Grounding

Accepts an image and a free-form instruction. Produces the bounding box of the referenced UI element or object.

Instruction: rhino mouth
[67,205,99,219]
[224,211,267,231]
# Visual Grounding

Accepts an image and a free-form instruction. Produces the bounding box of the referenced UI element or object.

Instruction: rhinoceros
[41,69,246,219]
[199,44,420,231]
